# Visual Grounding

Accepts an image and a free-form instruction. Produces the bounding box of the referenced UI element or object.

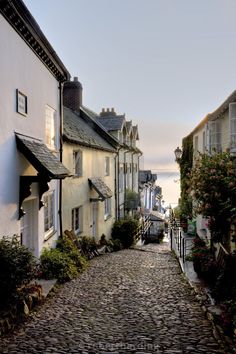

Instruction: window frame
[44,191,55,239]
[71,206,82,234]
[105,156,110,176]
[229,103,236,152]
[104,198,112,220]
[45,105,57,150]
[73,150,83,177]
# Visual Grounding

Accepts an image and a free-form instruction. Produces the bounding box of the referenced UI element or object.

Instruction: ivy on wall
[178,134,193,219]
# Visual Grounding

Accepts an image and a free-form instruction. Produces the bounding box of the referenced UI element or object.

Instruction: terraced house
[62,77,142,239]
[62,78,119,240]
[0,0,70,256]
[182,90,236,252]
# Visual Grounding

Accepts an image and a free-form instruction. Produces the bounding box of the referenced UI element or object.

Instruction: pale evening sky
[24,0,236,206]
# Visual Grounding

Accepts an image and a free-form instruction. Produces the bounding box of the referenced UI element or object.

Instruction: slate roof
[16,134,70,178]
[208,90,236,121]
[96,115,126,131]
[63,107,116,152]
[88,177,113,200]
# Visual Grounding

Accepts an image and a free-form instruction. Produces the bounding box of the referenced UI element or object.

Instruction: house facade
[182,90,236,251]
[0,0,70,256]
[95,108,141,218]
[62,78,119,241]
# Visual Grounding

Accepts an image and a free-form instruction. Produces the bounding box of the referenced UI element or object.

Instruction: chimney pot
[74,76,78,82]
[106,108,110,112]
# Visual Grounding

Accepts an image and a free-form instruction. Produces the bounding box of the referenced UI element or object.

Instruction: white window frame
[72,206,82,234]
[104,198,112,220]
[105,156,110,176]
[229,103,236,152]
[44,191,55,238]
[73,150,83,177]
[194,135,199,156]
[45,105,57,150]
[209,120,221,154]
[119,163,124,192]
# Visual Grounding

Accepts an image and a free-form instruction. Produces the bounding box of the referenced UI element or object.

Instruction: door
[20,199,38,255]
[91,202,98,239]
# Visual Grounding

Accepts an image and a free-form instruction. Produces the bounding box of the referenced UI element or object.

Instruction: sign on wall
[16,89,27,116]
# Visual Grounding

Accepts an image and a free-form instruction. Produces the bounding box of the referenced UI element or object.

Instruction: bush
[40,248,78,283]
[108,239,123,251]
[0,236,36,307]
[112,218,139,248]
[56,236,87,270]
[189,236,218,284]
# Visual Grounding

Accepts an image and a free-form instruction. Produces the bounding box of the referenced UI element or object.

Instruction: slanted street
[0,242,231,354]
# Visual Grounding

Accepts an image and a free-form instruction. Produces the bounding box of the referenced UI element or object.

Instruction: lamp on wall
[174,146,182,161]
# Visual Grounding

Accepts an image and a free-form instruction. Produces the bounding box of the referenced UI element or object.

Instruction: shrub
[112,218,139,248]
[56,236,87,270]
[189,236,218,283]
[109,239,123,252]
[0,236,36,307]
[40,248,78,283]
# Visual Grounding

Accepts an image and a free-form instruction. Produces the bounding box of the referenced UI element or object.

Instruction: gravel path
[0,243,230,353]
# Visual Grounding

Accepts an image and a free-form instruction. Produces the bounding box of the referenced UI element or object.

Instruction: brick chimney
[63,77,83,112]
[99,107,117,116]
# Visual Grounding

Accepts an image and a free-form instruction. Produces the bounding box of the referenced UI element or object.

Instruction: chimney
[63,76,83,112]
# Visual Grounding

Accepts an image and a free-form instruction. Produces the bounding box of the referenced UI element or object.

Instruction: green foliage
[179,135,193,219]
[56,236,87,270]
[108,239,123,251]
[190,152,236,244]
[40,248,78,283]
[212,253,236,302]
[189,237,218,284]
[0,236,36,307]
[124,189,140,211]
[112,218,139,248]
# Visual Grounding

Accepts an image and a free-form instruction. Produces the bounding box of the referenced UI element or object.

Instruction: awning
[16,134,70,179]
[88,177,113,201]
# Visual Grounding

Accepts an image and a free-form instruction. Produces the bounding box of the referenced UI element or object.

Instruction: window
[72,206,82,234]
[209,120,221,153]
[73,150,82,176]
[194,135,199,156]
[202,131,206,152]
[104,198,111,220]
[105,156,110,176]
[229,103,236,150]
[119,164,124,191]
[44,191,55,236]
[45,105,57,149]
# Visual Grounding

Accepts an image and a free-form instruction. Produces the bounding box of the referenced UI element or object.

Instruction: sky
[24,0,236,207]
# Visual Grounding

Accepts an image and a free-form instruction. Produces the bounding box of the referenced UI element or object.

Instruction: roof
[139,170,157,184]
[150,211,165,222]
[0,0,70,81]
[208,90,236,121]
[63,107,116,152]
[132,125,139,140]
[96,115,126,131]
[80,106,120,148]
[16,134,70,179]
[88,177,113,200]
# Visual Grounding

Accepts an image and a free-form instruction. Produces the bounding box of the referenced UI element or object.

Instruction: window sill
[104,214,112,221]
[72,175,82,179]
[44,229,56,242]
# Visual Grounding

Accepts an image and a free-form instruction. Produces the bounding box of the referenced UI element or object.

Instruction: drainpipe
[59,81,64,237]
[124,149,130,216]
[116,146,122,220]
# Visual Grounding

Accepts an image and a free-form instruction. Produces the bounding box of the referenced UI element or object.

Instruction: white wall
[62,143,115,240]
[0,15,61,255]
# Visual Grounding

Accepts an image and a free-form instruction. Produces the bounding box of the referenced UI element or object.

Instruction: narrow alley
[0,243,230,354]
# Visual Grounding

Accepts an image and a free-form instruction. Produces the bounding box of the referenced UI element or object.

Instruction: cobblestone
[0,243,233,353]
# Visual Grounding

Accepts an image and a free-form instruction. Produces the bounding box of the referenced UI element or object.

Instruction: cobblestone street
[0,243,231,354]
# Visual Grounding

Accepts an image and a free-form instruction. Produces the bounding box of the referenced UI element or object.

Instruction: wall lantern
[174,146,182,161]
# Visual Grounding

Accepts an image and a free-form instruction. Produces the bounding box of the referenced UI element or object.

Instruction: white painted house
[62,77,119,241]
[0,0,70,256]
